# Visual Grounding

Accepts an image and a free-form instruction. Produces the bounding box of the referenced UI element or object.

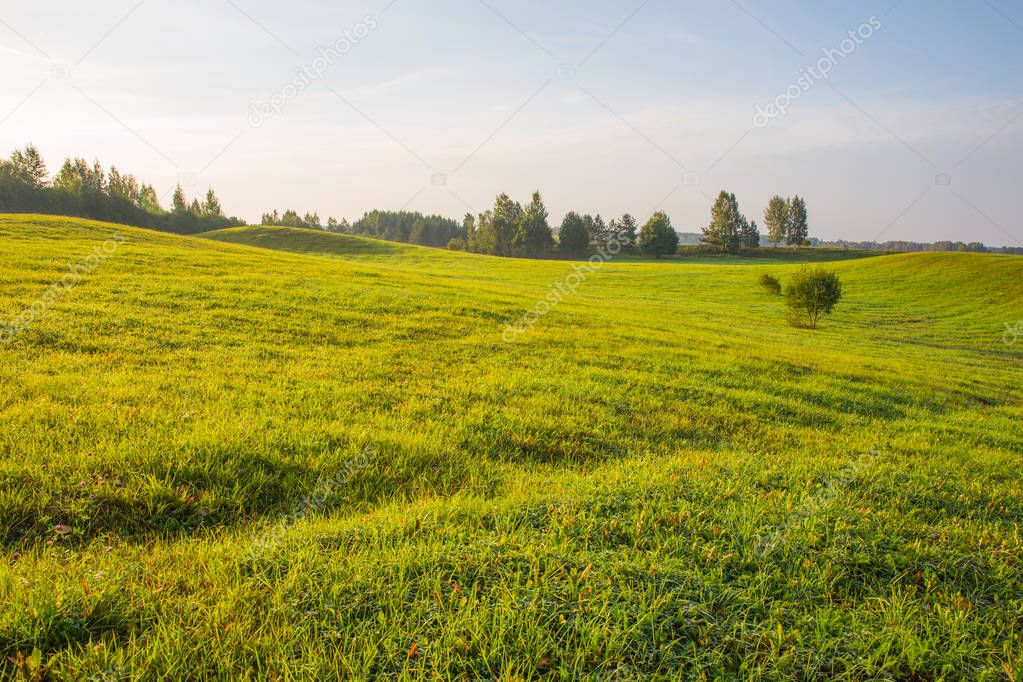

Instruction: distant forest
[262,193,654,258]
[0,144,244,234]
[3,144,1021,256]
[813,238,1023,255]
[260,208,462,248]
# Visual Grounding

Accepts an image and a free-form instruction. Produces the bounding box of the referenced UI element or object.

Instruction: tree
[7,144,48,188]
[473,194,520,256]
[203,188,223,218]
[0,144,243,234]
[53,158,99,197]
[107,167,140,205]
[558,211,589,256]
[702,191,744,252]
[638,211,679,257]
[785,267,842,328]
[513,191,553,257]
[740,218,760,249]
[590,214,609,246]
[172,185,188,213]
[409,219,430,244]
[581,215,595,242]
[613,213,638,247]
[764,196,788,245]
[786,195,809,246]
[468,210,492,253]
[139,184,162,213]
[348,210,460,245]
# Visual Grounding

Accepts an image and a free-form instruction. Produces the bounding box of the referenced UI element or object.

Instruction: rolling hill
[1,214,1021,679]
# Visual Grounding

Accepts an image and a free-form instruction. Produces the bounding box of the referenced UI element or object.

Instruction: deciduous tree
[786,195,809,246]
[558,211,589,256]
[638,211,679,257]
[702,191,744,252]
[764,196,788,245]
[786,267,842,328]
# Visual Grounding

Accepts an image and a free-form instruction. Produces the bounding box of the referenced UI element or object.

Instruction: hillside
[1,214,1021,679]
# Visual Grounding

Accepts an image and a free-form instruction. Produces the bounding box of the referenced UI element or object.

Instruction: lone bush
[785,267,842,328]
[759,273,782,296]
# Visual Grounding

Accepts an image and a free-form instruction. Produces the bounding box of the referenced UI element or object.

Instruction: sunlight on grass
[1,215,1021,679]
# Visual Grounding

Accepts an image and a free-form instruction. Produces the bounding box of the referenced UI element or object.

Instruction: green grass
[1,214,1021,680]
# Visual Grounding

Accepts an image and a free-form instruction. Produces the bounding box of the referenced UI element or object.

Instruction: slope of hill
[1,214,1021,679]
[202,224,887,265]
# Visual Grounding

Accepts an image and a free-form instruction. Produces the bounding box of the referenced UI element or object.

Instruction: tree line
[2,145,817,259]
[211,190,817,259]
[0,144,244,234]
[815,238,1023,255]
[13,142,1017,257]
[700,192,809,252]
[260,208,462,248]
[453,192,682,258]
[266,193,682,259]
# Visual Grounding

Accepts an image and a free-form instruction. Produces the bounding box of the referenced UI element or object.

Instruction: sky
[1,0,1021,245]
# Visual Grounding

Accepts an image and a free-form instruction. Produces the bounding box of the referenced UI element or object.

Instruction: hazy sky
[2,0,1021,245]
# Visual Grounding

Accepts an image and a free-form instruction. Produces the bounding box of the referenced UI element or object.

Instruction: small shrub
[759,273,782,296]
[785,267,843,329]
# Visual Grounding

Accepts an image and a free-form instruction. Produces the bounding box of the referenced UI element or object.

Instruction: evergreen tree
[614,213,638,247]
[172,186,188,213]
[203,188,223,218]
[591,214,609,246]
[513,191,554,257]
[740,218,761,249]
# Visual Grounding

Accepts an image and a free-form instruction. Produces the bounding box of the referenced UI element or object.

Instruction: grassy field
[1,214,1021,680]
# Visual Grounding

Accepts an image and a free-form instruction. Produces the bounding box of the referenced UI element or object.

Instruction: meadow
[0,214,1021,680]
